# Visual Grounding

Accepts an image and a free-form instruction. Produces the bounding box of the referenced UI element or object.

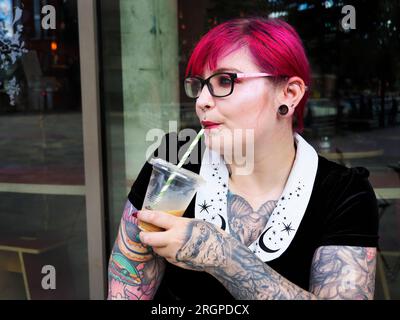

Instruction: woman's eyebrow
[212,67,243,73]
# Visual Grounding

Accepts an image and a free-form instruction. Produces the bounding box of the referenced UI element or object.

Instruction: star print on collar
[195,132,319,262]
[281,222,295,236]
[198,200,212,214]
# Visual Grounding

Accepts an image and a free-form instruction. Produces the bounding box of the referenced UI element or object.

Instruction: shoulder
[313,156,379,246]
[315,155,373,196]
[315,155,377,209]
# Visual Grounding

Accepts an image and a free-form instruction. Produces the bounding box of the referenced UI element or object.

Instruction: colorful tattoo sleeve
[107,200,165,300]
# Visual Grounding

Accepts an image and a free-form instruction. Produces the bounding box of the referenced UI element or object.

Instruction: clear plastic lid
[149,158,205,185]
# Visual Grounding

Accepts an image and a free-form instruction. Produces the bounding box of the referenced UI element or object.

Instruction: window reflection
[0,0,88,299]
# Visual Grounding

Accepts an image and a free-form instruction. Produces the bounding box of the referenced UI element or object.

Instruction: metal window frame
[77,0,106,300]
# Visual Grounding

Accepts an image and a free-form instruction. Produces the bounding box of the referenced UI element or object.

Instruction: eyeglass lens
[184,73,234,98]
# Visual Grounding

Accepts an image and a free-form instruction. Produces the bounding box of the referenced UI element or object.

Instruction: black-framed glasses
[184,72,277,98]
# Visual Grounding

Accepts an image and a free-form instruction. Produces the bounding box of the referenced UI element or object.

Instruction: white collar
[195,132,319,262]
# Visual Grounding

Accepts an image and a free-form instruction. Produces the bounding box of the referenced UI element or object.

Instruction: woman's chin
[204,132,234,156]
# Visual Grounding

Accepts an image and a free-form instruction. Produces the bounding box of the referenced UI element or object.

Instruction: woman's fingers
[139,230,169,247]
[137,210,176,230]
[137,210,191,261]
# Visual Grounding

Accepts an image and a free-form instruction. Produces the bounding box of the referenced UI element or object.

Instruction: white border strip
[78,0,107,299]
[0,183,85,195]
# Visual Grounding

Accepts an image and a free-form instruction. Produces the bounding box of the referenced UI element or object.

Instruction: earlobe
[277,104,295,116]
[278,104,289,115]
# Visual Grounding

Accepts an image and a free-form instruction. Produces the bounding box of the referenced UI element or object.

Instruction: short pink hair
[185,17,311,133]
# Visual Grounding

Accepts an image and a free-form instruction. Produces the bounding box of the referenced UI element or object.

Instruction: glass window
[0,0,89,299]
[98,0,181,246]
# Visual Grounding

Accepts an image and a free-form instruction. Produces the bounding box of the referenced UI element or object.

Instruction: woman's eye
[218,77,232,86]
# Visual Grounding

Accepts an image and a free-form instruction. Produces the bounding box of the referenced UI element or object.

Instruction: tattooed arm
[175,221,376,300]
[309,245,376,299]
[107,200,165,300]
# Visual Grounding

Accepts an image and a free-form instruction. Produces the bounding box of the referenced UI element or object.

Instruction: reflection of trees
[0,7,26,70]
[0,6,27,106]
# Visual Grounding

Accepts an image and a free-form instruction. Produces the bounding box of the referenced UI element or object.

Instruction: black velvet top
[127,133,379,301]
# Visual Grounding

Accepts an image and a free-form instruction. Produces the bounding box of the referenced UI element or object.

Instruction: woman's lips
[201,121,221,129]
[205,124,220,129]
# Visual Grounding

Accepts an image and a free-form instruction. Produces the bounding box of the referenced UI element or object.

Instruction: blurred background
[0,0,399,299]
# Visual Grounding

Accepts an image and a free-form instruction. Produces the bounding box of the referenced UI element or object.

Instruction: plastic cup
[138,158,205,232]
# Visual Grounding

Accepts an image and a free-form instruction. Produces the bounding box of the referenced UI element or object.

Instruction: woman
[108,17,378,300]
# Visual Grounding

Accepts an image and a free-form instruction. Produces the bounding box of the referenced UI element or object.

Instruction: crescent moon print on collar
[195,132,319,262]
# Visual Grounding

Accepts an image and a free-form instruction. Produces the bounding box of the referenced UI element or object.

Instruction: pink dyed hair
[185,17,311,133]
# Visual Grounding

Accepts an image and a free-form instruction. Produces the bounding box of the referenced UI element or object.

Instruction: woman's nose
[196,85,215,111]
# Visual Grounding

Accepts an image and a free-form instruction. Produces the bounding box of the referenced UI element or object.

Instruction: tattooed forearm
[309,246,376,300]
[176,222,232,271]
[108,200,165,300]
[175,221,316,300]
[175,221,376,300]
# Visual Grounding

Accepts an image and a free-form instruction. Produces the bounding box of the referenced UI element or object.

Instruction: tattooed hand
[138,210,231,272]
[175,221,232,271]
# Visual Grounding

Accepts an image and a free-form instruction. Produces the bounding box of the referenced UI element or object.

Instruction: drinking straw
[152,128,205,206]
